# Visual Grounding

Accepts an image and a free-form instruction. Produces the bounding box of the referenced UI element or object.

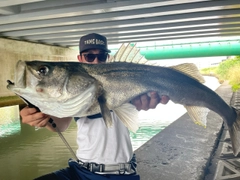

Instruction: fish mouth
[7,60,26,90]
[6,79,15,90]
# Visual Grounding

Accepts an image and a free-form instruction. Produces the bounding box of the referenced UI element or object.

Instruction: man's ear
[77,55,83,62]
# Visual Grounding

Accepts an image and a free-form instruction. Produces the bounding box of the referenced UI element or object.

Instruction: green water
[0,105,174,180]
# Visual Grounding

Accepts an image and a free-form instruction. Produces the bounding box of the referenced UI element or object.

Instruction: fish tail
[228,108,240,156]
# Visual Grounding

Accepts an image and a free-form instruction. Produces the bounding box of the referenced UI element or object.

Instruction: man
[20,33,169,179]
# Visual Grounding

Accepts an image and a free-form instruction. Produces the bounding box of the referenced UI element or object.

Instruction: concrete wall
[0,38,78,97]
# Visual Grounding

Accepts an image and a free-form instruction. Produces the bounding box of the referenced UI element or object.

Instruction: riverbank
[201,56,240,91]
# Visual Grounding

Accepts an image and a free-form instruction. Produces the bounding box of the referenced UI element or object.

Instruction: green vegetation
[200,67,218,76]
[201,56,240,91]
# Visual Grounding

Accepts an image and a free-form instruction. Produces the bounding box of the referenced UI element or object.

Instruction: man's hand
[20,106,72,132]
[131,92,170,111]
[20,106,50,127]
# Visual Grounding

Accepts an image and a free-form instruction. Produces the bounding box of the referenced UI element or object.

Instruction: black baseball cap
[79,33,111,53]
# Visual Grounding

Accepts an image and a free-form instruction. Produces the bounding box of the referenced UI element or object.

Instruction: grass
[201,56,240,91]
[200,67,218,76]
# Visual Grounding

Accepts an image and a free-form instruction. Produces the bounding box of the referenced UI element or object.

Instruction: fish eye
[37,66,49,76]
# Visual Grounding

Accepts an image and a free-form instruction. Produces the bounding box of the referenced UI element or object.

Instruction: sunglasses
[82,53,108,62]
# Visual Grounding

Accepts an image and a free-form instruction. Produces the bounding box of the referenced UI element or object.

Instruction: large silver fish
[6,47,240,156]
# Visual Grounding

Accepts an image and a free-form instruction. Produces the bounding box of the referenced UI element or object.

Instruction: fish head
[8,60,70,98]
[7,60,101,117]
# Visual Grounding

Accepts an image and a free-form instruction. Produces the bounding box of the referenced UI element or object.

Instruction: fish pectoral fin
[113,103,139,133]
[98,95,112,127]
[184,106,209,127]
[170,63,205,83]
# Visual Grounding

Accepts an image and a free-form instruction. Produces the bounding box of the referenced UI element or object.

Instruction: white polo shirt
[75,112,133,164]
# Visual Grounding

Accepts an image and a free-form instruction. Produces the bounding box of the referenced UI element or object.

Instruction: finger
[35,116,50,127]
[140,94,150,110]
[22,111,48,125]
[29,114,50,127]
[160,95,170,104]
[131,96,142,111]
[148,92,160,109]
[20,106,38,117]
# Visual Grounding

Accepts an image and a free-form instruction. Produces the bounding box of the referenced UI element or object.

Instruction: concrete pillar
[0,38,78,97]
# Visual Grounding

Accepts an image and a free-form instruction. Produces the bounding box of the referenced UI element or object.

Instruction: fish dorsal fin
[109,43,148,64]
[113,43,129,62]
[110,44,205,83]
[184,106,209,127]
[113,103,139,133]
[119,43,134,62]
[170,63,205,83]
[98,95,113,127]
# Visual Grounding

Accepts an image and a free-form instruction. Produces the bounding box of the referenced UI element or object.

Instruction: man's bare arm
[20,106,72,132]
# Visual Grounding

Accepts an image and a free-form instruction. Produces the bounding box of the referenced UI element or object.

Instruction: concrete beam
[0,0,44,8]
[25,23,240,41]
[0,1,239,31]
[0,6,20,15]
[0,0,221,25]
[3,12,240,37]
